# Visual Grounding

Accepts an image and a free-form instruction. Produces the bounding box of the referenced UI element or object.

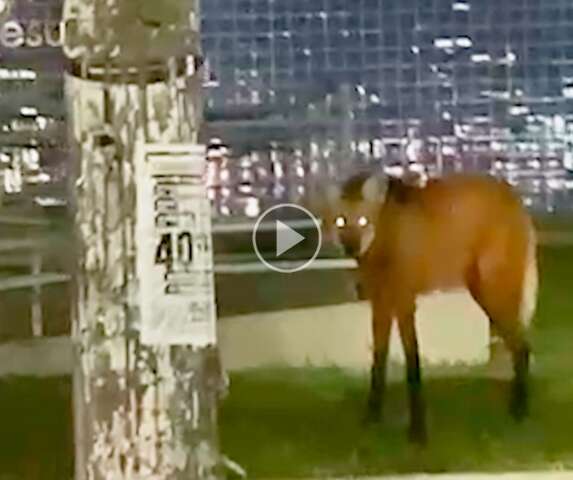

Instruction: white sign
[136,144,217,346]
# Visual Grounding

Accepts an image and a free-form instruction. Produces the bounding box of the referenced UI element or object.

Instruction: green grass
[534,214,573,233]
[219,246,573,478]
[0,376,72,479]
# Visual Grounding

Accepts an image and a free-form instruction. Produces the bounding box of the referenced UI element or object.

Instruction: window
[363,14,380,31]
[254,16,271,33]
[364,33,380,48]
[327,50,344,69]
[346,51,363,68]
[383,31,398,47]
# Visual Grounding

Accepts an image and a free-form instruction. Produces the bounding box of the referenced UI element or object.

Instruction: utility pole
[62,1,226,479]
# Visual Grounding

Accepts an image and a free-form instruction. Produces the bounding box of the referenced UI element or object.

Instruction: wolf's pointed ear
[362,175,389,203]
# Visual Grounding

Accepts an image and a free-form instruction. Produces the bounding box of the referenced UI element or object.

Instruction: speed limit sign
[136,143,216,347]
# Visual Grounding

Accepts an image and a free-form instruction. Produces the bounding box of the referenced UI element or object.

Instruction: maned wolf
[323,172,538,444]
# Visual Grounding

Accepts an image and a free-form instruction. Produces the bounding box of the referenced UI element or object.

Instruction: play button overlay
[253,203,322,273]
[276,220,305,256]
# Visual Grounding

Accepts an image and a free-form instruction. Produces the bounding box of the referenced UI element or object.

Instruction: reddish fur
[362,174,533,311]
[336,173,536,444]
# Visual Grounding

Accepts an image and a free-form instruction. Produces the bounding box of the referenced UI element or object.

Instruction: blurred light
[244,198,260,218]
[20,106,37,116]
[36,116,47,129]
[220,205,231,216]
[24,148,39,169]
[409,162,425,173]
[406,140,422,162]
[547,179,564,190]
[221,187,230,198]
[373,139,385,158]
[411,45,420,54]
[385,165,404,176]
[26,172,51,184]
[442,145,456,156]
[434,38,454,49]
[273,162,284,179]
[310,141,320,158]
[296,166,305,178]
[452,2,470,11]
[356,85,366,96]
[563,87,573,98]
[456,37,472,48]
[528,159,541,169]
[34,197,66,207]
[510,105,529,116]
[505,161,518,171]
[471,53,491,63]
[238,184,253,194]
[370,94,380,104]
[0,68,36,80]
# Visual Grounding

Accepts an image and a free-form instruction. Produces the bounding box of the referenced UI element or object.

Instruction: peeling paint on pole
[63,1,225,479]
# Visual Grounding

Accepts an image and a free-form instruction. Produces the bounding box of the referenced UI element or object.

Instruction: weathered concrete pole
[62,1,226,478]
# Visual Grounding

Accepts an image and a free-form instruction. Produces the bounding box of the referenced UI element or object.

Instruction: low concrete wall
[0,290,490,377]
[0,335,72,377]
[219,290,489,372]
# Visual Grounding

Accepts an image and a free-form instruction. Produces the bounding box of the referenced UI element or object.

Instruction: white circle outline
[252,203,322,274]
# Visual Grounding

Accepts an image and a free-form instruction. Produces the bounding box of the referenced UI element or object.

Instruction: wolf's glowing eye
[358,216,369,227]
[335,216,346,228]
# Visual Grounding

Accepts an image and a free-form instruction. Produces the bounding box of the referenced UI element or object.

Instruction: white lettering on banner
[2,21,24,48]
[136,144,216,346]
[0,20,61,49]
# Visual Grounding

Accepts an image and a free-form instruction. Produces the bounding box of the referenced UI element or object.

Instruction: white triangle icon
[276,220,305,257]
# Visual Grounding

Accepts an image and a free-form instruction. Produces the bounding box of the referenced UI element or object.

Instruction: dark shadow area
[0,376,73,480]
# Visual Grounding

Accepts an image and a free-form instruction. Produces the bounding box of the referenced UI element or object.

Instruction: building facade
[0,0,65,198]
[201,0,573,211]
[202,0,573,138]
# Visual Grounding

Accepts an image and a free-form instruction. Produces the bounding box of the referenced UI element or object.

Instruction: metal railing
[1,215,573,339]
